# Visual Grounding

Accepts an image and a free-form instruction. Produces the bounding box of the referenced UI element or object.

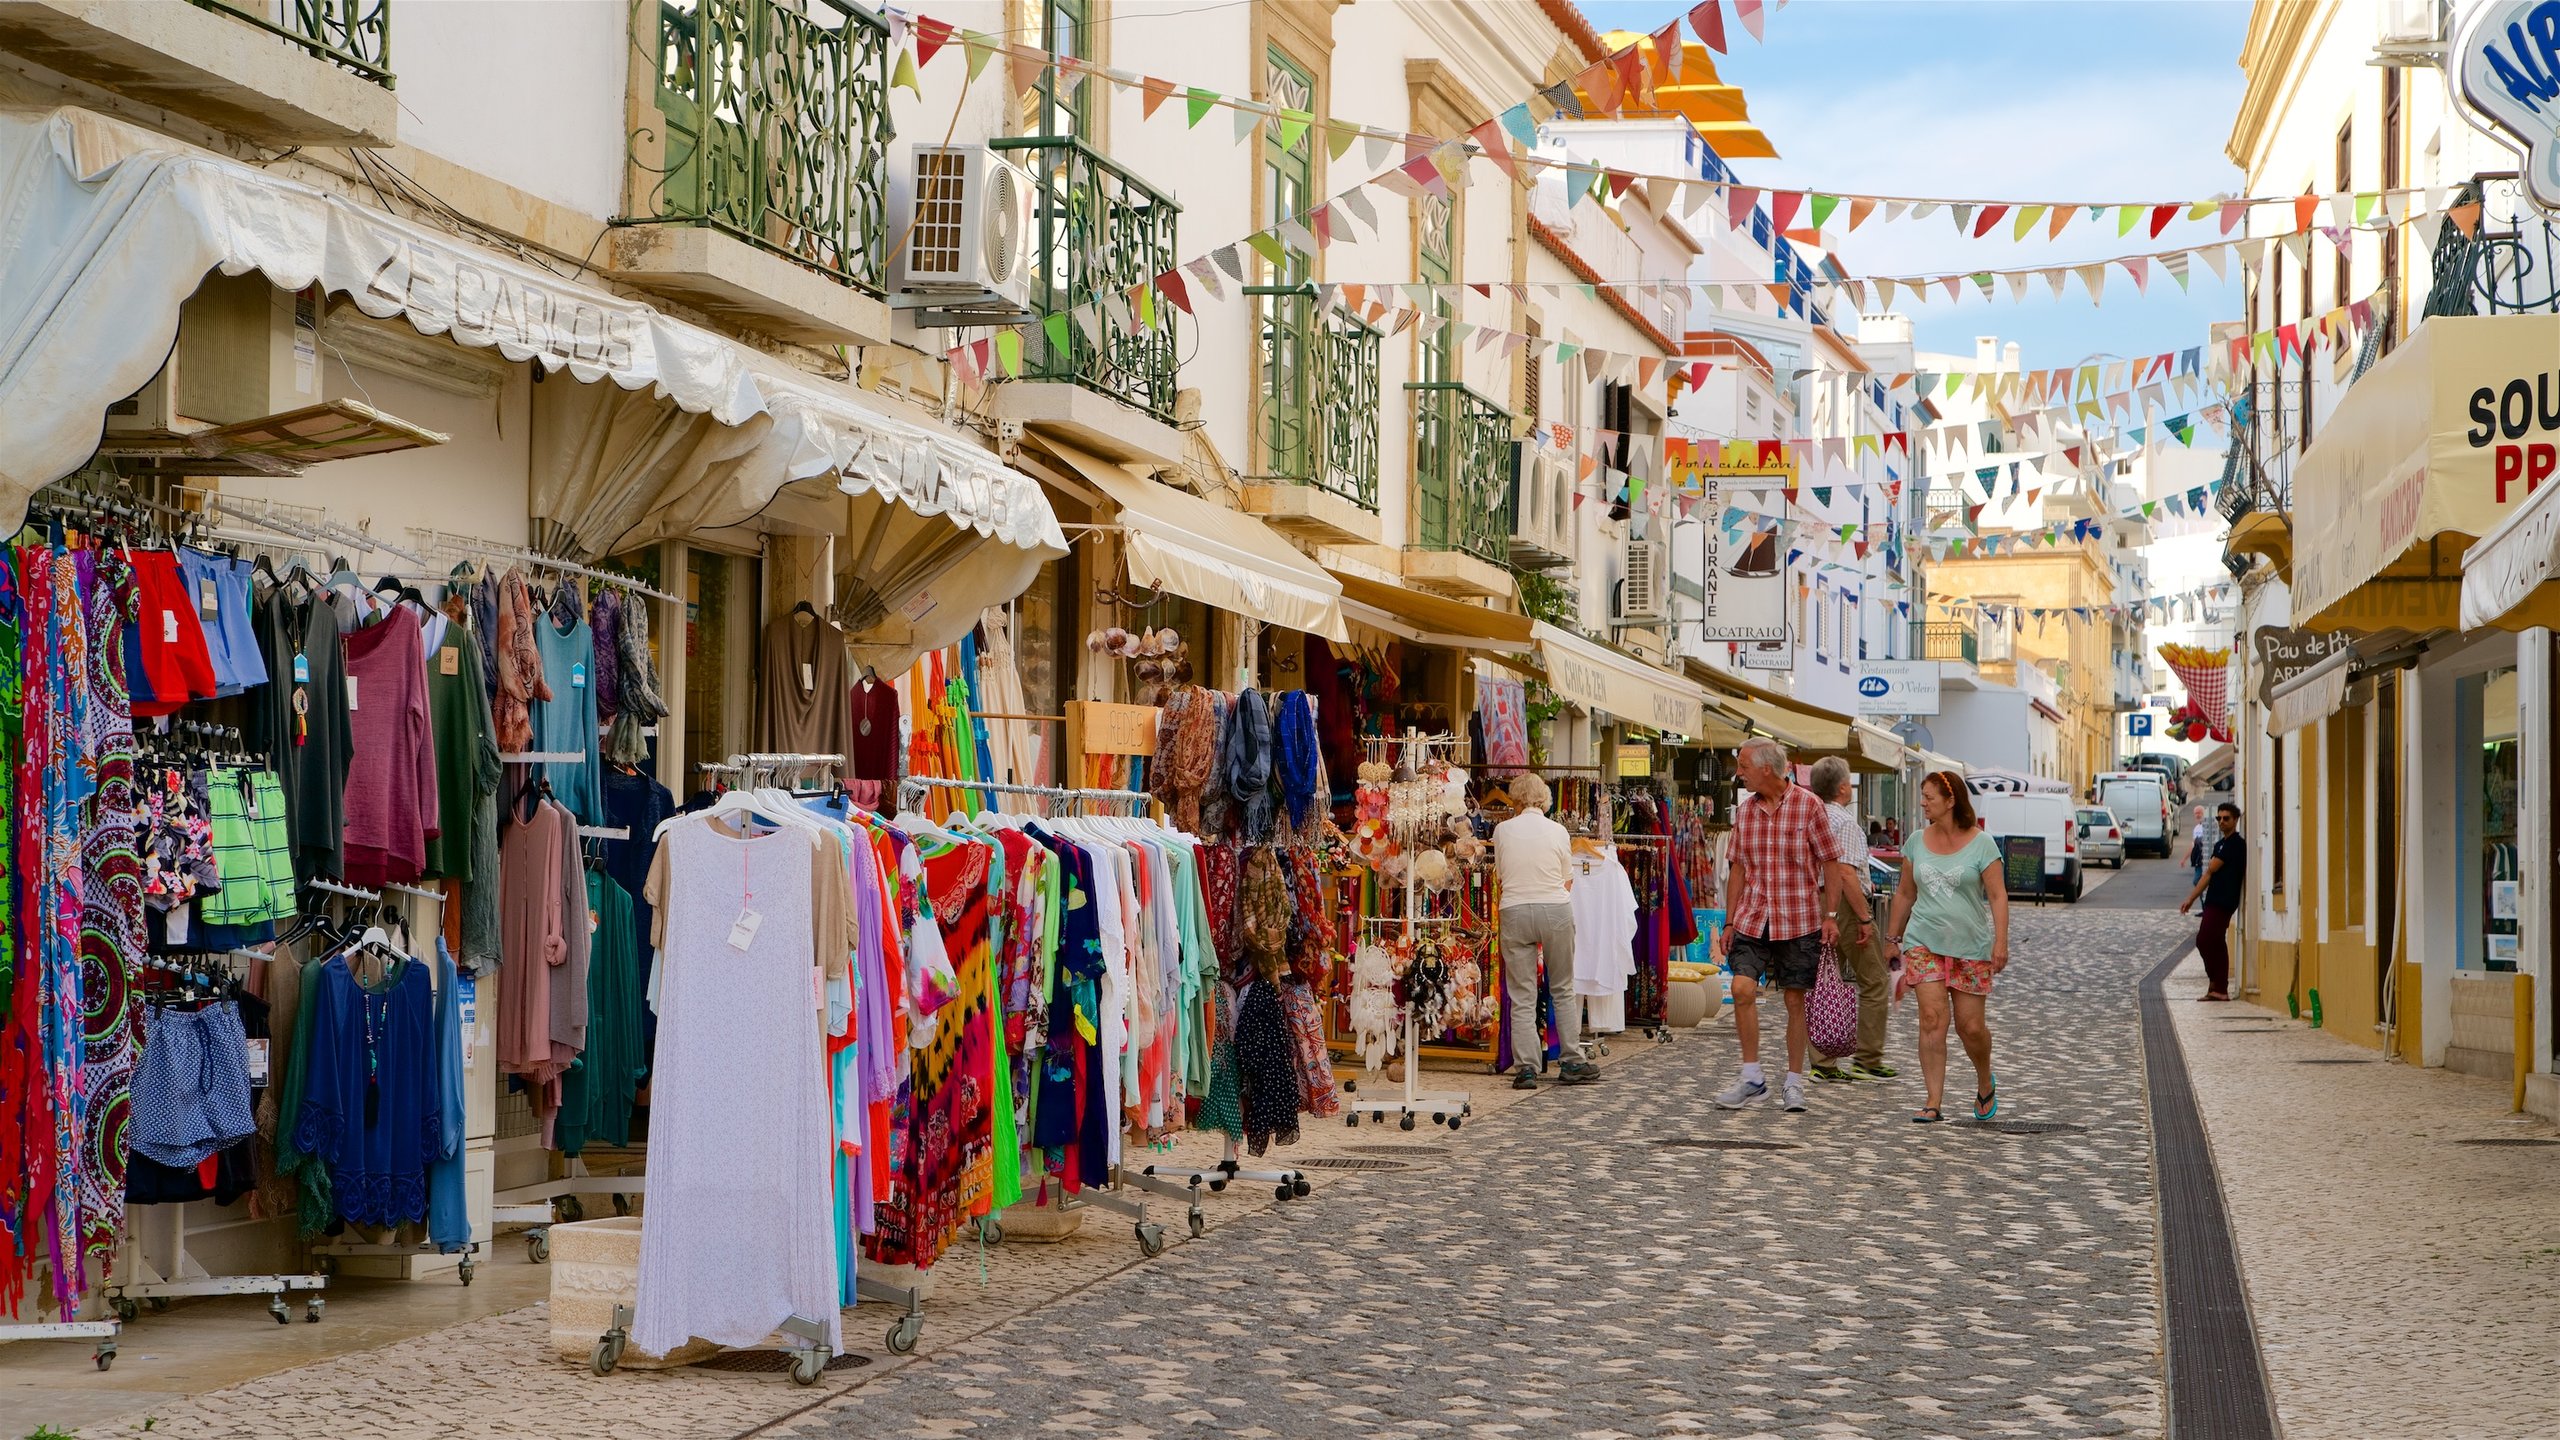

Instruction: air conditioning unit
[1616,536,1667,624]
[1507,440,1571,569]
[892,144,1037,326]
[106,271,324,435]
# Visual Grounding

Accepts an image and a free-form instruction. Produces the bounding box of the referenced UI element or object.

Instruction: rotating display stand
[1341,733,1475,1135]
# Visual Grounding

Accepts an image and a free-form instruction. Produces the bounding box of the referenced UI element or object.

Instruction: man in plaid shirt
[1712,737,1843,1112]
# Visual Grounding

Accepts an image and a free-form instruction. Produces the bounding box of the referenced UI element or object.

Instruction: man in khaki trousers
[1809,757,1894,1081]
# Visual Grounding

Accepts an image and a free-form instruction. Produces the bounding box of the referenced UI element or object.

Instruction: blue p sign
[2129,713,2153,736]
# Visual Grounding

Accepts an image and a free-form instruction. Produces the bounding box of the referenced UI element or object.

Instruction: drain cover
[696,1350,872,1375]
[2456,1137,2560,1148]
[1299,1156,1411,1171]
[2295,1058,2373,1065]
[1650,1138,1802,1152]
[1344,1144,1435,1157]
[1966,1121,2086,1135]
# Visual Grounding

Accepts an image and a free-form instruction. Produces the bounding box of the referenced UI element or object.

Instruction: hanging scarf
[1273,690,1318,831]
[604,584,668,766]
[1157,685,1220,835]
[1222,687,1273,842]
[1239,846,1291,982]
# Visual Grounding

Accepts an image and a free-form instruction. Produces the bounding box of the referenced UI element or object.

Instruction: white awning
[0,104,1065,567]
[1531,622,1707,734]
[1906,748,1969,779]
[2266,644,2355,735]
[1042,442,1347,642]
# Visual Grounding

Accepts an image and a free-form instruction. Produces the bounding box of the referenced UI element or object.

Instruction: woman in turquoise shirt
[1883,771,2010,1124]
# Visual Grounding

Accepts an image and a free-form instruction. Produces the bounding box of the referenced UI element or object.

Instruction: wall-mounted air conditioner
[1615,535,1667,624]
[1508,440,1571,569]
[892,144,1036,326]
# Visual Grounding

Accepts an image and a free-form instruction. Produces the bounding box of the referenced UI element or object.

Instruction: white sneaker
[1782,1077,1808,1112]
[1712,1077,1768,1109]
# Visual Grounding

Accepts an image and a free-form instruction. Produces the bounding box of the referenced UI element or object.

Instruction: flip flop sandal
[1911,1107,1944,1124]
[1974,1077,1999,1121]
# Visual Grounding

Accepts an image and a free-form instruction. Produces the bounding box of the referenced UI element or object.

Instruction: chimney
[1975,336,1998,366]
[2004,341,2021,370]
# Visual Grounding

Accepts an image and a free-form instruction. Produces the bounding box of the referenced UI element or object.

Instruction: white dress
[634,820,842,1358]
[1570,848,1640,1032]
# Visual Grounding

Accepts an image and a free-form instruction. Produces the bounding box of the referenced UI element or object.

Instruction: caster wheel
[592,1333,625,1376]
[555,1195,584,1223]
[789,1351,825,1387]
[1293,1179,1312,1197]
[314,1254,337,1277]
[457,1258,476,1287]
[527,1233,551,1264]
[1448,1117,1462,1132]
[1432,1113,1446,1125]
[270,1299,291,1325]
[1136,1224,1167,1258]
[1189,1212,1207,1238]
[885,1317,921,1354]
[1207,1177,1227,1193]
[978,1217,1004,1246]
[1399,1113,1416,1131]
[305,1299,325,1323]
[1275,1182,1293,1202]
[1344,1115,1358,1128]
[611,1193,631,1217]
[94,1346,114,1371]
[1370,1111,1384,1125]
[1341,1079,1357,1094]
[111,1296,137,1323]
[146,1296,170,1314]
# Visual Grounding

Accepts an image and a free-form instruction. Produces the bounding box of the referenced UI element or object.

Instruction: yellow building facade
[1924,543,2123,795]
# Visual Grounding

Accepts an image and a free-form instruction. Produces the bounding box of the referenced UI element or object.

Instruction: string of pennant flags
[884,2,2452,242]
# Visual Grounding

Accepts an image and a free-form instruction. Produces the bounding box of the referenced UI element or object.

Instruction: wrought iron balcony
[991,134,1182,425]
[1406,381,1513,567]
[1247,286,1382,511]
[2214,377,2295,525]
[637,0,891,292]
[190,0,392,85]
[1915,620,1977,665]
[2425,174,2560,320]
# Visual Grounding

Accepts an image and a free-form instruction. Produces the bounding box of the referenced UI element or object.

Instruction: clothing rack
[185,489,427,566]
[1344,733,1476,1132]
[899,773,1161,818]
[407,526,683,606]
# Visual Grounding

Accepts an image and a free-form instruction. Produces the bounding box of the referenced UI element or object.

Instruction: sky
[1581,0,2252,374]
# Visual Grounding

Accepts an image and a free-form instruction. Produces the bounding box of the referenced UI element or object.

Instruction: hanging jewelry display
[1346,939,1400,1069]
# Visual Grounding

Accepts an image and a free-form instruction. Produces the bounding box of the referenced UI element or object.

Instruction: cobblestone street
[20,876,2543,1440]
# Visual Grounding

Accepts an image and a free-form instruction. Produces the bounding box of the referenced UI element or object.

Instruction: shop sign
[1670,446,1791,643]
[1616,748,1653,778]
[2249,626,2350,707]
[1737,629,1793,672]
[2457,1,2560,212]
[1854,660,1940,717]
[1068,700,1160,756]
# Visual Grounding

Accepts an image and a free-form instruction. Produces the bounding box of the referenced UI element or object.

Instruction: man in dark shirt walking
[2178,801,2246,1001]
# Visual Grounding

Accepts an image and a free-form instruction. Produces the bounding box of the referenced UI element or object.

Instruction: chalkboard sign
[2001,835,2047,903]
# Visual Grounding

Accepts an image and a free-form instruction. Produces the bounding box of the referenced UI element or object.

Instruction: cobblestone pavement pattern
[774,905,2187,1440]
[26,905,2190,1440]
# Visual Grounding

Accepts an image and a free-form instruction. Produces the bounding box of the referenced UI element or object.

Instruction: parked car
[2075,806,2126,868]
[1971,790,2082,902]
[2094,771,2175,858]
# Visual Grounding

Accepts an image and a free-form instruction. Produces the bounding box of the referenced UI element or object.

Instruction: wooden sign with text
[1067,700,1161,757]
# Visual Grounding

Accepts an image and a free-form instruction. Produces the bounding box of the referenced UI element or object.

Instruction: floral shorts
[1901,943,1997,996]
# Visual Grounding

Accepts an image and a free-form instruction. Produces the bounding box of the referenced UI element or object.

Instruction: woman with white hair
[1493,773,1597,1089]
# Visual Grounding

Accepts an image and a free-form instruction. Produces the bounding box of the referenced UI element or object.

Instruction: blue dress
[527,610,602,823]
[293,953,438,1228]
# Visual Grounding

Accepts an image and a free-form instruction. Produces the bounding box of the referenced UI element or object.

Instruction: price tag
[571,661,587,689]
[293,652,310,684]
[345,675,359,711]
[199,580,218,620]
[727,908,762,951]
[457,976,477,1027]
[244,1038,270,1087]
[439,646,460,676]
[799,661,814,694]
[162,609,178,644]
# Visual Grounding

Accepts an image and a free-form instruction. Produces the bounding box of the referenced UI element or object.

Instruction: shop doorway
[2454,666,2520,973]
[684,548,761,784]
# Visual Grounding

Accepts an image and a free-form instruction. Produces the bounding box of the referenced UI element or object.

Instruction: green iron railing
[1406,380,1512,566]
[640,0,892,292]
[1247,286,1382,510]
[190,0,392,86]
[1915,620,1977,665]
[991,134,1181,424]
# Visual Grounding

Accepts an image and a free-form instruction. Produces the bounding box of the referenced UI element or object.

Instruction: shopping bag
[1807,943,1859,1059]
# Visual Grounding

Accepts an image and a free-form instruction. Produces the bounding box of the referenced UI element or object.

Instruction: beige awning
[2292,314,2560,632]
[1043,441,1347,642]
[1332,571,1534,651]
[1530,622,1708,734]
[2267,644,2353,735]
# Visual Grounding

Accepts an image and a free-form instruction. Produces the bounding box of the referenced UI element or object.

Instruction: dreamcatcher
[1346,939,1400,1069]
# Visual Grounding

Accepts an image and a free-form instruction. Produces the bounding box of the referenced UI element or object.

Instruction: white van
[1969,790,2082,902]
[2094,771,2174,858]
